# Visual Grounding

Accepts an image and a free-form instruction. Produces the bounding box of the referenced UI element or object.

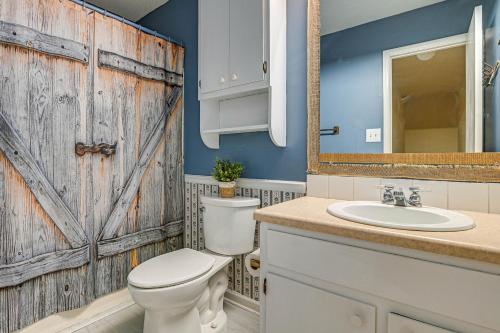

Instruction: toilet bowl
[128,196,260,333]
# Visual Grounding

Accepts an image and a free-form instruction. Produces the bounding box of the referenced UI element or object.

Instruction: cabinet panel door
[266,274,376,333]
[200,0,229,93]
[229,0,264,87]
[388,313,455,333]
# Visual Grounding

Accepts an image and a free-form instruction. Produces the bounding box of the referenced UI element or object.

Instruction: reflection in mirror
[320,0,500,154]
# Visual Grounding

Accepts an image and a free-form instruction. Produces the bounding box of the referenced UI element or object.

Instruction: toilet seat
[128,248,215,289]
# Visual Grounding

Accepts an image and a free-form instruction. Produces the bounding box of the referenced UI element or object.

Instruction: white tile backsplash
[306,175,329,198]
[489,184,500,214]
[329,176,354,200]
[412,180,448,209]
[306,175,499,214]
[380,178,413,193]
[353,177,381,201]
[448,182,489,213]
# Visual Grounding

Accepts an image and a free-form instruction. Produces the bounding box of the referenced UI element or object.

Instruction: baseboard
[224,290,260,316]
[16,289,134,333]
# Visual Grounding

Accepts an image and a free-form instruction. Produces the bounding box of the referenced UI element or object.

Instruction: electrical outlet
[366,128,381,143]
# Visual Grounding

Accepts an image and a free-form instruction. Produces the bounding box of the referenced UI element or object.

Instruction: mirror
[319,0,500,154]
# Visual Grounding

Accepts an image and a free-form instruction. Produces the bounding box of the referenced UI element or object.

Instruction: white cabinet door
[388,313,456,333]
[266,273,376,333]
[200,0,229,93]
[229,0,264,87]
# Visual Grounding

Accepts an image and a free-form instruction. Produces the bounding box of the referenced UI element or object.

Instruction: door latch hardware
[75,142,117,157]
[263,61,268,74]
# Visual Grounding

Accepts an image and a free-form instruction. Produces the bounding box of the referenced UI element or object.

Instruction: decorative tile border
[184,175,306,302]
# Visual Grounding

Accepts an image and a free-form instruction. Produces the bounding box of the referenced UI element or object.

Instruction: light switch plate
[366,128,381,142]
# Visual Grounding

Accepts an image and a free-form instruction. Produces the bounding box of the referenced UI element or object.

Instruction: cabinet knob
[350,314,363,328]
[231,73,238,81]
[219,77,225,84]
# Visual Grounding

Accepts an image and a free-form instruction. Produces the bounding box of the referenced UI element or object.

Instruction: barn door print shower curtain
[0,1,184,331]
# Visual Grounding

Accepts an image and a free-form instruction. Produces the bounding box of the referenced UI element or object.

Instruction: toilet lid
[128,248,215,289]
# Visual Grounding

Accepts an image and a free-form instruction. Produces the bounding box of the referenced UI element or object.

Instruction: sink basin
[327,201,475,231]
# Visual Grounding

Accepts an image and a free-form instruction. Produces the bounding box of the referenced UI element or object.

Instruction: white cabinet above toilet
[198,0,287,149]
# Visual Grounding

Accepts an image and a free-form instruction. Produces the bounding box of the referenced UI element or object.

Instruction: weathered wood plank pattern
[82,4,96,307]
[0,112,88,248]
[135,34,168,272]
[29,48,58,324]
[0,1,184,330]
[99,86,183,240]
[0,3,34,328]
[0,153,8,332]
[0,246,89,288]
[98,49,183,86]
[0,20,89,63]
[97,220,184,258]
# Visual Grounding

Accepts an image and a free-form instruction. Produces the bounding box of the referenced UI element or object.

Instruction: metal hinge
[263,278,267,295]
[198,80,201,88]
[263,61,268,74]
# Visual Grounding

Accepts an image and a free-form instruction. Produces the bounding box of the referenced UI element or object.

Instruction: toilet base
[144,307,202,333]
[201,309,227,333]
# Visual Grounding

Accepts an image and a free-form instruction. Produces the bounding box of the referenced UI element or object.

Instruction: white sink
[327,201,475,231]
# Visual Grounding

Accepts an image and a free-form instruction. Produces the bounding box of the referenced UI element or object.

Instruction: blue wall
[485,0,500,152]
[140,0,308,181]
[320,0,496,153]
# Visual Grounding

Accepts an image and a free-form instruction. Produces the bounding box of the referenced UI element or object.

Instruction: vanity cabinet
[198,0,286,149]
[266,273,376,333]
[260,224,500,333]
[388,314,455,333]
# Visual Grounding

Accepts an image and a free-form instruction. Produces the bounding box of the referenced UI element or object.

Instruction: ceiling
[321,0,445,36]
[392,45,466,97]
[87,0,169,22]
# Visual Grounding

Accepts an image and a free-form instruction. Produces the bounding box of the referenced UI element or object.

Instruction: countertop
[254,196,500,265]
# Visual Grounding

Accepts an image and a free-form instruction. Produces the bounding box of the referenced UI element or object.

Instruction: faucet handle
[408,186,427,207]
[377,184,395,204]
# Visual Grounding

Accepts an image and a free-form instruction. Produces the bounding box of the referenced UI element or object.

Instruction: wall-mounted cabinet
[198,0,287,149]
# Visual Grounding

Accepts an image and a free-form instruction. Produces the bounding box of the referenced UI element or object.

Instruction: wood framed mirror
[307,0,500,182]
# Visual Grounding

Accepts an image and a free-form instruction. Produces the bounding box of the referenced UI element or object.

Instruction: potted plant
[212,158,244,198]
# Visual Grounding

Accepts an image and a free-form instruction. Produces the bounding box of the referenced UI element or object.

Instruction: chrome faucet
[393,188,407,207]
[380,185,395,205]
[407,187,423,207]
[379,185,423,208]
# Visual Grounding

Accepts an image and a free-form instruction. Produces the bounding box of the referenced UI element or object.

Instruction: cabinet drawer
[266,230,500,330]
[388,313,455,333]
[266,273,375,333]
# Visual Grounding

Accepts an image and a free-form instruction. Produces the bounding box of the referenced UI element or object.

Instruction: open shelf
[202,124,269,135]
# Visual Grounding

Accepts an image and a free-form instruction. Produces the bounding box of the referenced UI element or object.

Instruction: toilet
[128,196,260,333]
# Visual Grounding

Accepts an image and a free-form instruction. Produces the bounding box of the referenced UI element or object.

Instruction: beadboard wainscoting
[184,175,306,302]
[307,175,500,214]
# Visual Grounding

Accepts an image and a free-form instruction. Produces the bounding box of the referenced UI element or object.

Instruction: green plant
[212,158,244,182]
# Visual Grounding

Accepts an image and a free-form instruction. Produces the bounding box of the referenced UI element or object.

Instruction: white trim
[17,289,134,333]
[224,290,260,315]
[471,5,484,152]
[185,174,306,193]
[382,34,468,153]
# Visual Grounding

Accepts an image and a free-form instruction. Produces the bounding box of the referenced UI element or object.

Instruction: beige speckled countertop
[254,196,500,265]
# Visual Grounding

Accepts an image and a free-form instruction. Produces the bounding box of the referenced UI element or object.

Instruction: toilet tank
[200,196,260,255]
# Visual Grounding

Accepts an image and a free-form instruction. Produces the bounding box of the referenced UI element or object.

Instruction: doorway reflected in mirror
[320,0,500,154]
